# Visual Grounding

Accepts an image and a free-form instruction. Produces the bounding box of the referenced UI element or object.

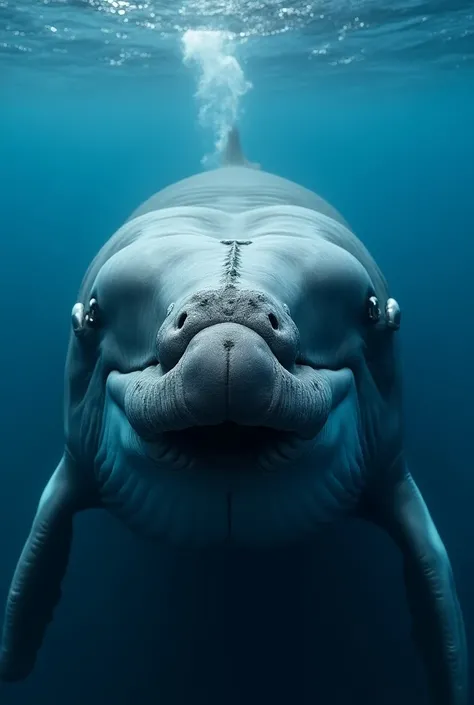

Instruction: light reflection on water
[0,0,473,84]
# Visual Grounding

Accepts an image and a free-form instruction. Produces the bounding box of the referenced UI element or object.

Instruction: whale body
[0,128,467,705]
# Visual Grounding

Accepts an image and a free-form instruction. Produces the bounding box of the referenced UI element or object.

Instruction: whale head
[66,203,402,547]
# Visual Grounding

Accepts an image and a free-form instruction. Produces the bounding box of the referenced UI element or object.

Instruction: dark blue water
[1,2,474,704]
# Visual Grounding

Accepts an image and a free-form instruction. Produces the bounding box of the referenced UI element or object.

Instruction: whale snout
[157,287,299,372]
[107,286,354,466]
[178,322,282,426]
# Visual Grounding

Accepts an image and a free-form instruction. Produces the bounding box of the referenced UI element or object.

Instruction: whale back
[127,166,349,227]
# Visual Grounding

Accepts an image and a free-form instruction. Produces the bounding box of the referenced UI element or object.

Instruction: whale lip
[108,366,352,472]
[107,324,353,469]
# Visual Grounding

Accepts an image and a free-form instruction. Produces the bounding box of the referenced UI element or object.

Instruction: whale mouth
[156,422,307,471]
[108,323,352,471]
[165,423,292,455]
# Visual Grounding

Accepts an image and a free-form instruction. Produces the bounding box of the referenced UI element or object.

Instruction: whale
[0,128,467,704]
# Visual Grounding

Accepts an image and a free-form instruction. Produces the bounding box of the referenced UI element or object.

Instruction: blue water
[1,2,474,704]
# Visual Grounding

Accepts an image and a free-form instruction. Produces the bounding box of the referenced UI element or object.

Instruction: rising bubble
[181,29,252,166]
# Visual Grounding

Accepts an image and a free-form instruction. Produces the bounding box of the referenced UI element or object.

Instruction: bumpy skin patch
[219,239,252,285]
[0,146,467,705]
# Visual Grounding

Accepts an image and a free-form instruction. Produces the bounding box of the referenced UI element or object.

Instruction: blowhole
[177,312,187,329]
[268,313,279,330]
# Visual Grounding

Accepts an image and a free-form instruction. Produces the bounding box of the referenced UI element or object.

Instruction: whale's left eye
[72,298,100,338]
[366,294,401,330]
[367,295,381,323]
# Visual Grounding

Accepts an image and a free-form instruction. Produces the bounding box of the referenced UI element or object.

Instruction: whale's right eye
[86,298,100,327]
[71,298,100,338]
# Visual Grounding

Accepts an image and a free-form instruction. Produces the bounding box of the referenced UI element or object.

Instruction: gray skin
[0,129,467,704]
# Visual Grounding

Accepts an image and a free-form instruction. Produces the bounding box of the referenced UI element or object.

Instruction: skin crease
[0,130,467,705]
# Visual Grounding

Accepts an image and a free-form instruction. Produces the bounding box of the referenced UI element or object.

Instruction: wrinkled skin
[0,136,467,705]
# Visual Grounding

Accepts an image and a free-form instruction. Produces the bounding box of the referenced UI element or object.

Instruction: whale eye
[366,295,401,331]
[71,298,100,338]
[367,295,381,323]
[86,298,100,327]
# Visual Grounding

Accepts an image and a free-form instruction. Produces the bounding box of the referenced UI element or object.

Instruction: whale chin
[97,358,364,547]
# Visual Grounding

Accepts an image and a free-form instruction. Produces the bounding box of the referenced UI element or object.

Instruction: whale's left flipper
[368,458,468,705]
[0,452,96,682]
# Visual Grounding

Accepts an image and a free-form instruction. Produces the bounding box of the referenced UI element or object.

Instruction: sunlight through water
[0,0,473,87]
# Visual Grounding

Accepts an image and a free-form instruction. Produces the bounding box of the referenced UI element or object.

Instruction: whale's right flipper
[0,452,97,681]
[368,457,468,705]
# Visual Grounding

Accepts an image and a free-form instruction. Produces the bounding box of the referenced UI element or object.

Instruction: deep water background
[1,76,474,705]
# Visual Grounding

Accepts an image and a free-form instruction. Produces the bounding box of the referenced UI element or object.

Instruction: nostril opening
[268,313,279,330]
[177,312,187,329]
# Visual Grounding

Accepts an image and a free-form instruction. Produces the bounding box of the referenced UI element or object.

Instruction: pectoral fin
[368,458,467,705]
[0,452,96,681]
